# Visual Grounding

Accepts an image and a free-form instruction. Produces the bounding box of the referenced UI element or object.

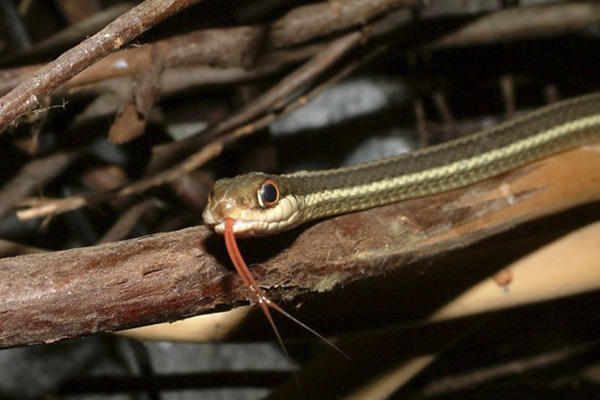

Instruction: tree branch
[1,144,599,349]
[16,31,366,220]
[0,0,201,133]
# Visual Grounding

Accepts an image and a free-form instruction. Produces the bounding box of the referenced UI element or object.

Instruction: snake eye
[258,179,280,208]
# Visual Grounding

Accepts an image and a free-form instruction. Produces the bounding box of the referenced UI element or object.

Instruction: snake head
[203,172,301,237]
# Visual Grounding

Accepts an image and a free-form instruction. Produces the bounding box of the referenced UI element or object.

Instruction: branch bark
[1,144,599,349]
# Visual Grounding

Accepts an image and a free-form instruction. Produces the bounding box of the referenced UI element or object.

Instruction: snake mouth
[203,206,261,236]
[212,220,226,234]
[208,217,262,237]
[220,219,267,237]
[214,217,299,237]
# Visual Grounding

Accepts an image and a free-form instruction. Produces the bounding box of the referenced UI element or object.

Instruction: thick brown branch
[1,144,599,349]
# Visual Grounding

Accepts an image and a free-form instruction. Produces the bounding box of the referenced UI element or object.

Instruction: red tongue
[223,218,347,359]
[224,218,289,359]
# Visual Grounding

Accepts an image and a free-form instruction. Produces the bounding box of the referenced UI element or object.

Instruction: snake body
[203,92,600,236]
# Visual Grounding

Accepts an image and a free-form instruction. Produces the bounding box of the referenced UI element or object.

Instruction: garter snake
[203,91,600,236]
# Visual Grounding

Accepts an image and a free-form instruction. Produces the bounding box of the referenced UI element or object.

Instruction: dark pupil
[261,183,278,204]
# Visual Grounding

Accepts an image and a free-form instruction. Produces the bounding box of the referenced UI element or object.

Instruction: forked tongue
[223,218,347,360]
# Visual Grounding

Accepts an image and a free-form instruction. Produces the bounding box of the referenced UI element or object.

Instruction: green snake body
[203,92,600,236]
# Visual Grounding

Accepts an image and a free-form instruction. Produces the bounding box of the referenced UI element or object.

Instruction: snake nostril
[238,196,250,207]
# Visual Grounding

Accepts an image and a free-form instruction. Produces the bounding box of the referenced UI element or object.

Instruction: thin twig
[97,200,154,244]
[500,75,516,120]
[268,0,414,48]
[17,32,365,220]
[432,90,458,140]
[0,0,201,133]
[0,0,414,99]
[427,2,600,49]
[206,31,363,141]
[0,150,79,220]
[414,98,429,147]
[421,342,597,396]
